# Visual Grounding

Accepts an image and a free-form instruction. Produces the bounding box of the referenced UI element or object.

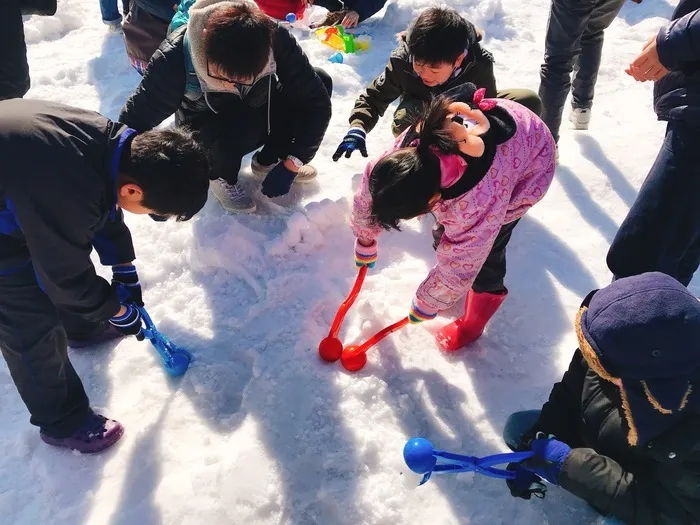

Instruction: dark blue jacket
[0,100,136,322]
[654,0,700,124]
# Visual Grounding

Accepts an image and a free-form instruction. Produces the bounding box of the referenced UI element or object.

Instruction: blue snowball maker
[404,438,437,474]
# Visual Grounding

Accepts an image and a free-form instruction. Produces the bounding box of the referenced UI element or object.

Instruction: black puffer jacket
[528,349,700,524]
[119,24,331,164]
[349,31,497,132]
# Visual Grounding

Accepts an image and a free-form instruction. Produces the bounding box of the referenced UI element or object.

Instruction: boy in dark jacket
[333,7,541,161]
[0,99,209,453]
[607,0,700,287]
[503,272,700,524]
[119,0,333,214]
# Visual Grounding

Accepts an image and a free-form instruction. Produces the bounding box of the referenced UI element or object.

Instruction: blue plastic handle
[404,438,536,486]
[137,306,192,376]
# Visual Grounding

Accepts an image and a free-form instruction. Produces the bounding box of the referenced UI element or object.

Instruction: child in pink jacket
[351,83,556,351]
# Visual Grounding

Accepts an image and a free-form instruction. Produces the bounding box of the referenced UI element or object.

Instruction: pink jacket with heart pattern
[351,98,556,314]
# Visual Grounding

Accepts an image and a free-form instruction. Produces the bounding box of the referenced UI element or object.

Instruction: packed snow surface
[0,0,684,523]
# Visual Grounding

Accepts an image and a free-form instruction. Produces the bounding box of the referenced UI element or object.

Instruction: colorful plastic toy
[340,317,409,372]
[137,306,193,376]
[328,52,344,64]
[403,438,536,486]
[314,25,370,54]
[319,266,368,362]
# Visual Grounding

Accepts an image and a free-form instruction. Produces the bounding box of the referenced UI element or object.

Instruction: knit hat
[576,272,700,446]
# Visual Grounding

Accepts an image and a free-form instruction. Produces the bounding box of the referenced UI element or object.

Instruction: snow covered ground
[0,0,685,523]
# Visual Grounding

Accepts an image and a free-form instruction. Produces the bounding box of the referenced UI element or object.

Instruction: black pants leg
[432,219,520,293]
[538,0,623,142]
[0,0,30,100]
[473,220,520,293]
[0,265,91,438]
[259,67,334,163]
[59,310,103,340]
[187,102,269,185]
[607,122,700,286]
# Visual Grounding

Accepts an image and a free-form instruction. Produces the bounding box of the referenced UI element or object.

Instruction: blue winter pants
[608,122,700,287]
[503,410,541,451]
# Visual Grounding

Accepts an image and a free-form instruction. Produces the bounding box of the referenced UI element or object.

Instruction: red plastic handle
[328,265,368,338]
[343,317,410,358]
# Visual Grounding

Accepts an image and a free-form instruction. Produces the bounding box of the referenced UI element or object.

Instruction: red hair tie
[473,87,497,111]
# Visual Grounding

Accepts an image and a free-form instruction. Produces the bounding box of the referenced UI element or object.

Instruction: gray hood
[187,0,276,96]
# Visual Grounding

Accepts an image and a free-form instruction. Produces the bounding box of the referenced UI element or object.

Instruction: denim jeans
[99,0,122,23]
[538,0,625,142]
[607,122,700,286]
[503,410,542,450]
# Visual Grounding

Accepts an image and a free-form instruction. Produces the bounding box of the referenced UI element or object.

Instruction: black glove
[109,303,144,340]
[261,163,297,198]
[506,463,547,500]
[112,264,143,306]
[333,128,368,161]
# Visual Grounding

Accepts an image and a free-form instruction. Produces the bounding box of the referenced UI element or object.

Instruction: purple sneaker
[67,322,124,349]
[40,414,124,453]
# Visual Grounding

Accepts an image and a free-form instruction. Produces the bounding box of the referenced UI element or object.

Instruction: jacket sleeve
[560,448,699,524]
[351,0,387,21]
[6,183,121,323]
[415,199,508,311]
[349,56,404,132]
[527,350,587,446]
[656,8,700,71]
[350,159,384,242]
[274,27,332,164]
[118,39,187,131]
[92,208,136,266]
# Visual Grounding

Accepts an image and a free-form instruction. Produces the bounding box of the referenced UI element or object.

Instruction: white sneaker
[210,179,256,213]
[105,20,123,34]
[295,164,317,183]
[251,153,317,183]
[250,153,275,178]
[569,108,591,130]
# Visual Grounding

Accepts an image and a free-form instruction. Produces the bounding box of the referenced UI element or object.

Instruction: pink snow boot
[436,289,508,351]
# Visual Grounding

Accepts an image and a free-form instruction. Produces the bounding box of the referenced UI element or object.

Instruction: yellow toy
[314,25,370,54]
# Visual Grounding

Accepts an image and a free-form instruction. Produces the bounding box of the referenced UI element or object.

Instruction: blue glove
[261,163,297,198]
[109,303,144,340]
[333,128,368,161]
[506,463,547,500]
[521,435,572,485]
[112,264,143,306]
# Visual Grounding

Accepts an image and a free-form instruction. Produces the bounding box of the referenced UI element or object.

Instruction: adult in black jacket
[607,0,700,287]
[119,0,333,214]
[503,273,700,524]
[0,99,209,453]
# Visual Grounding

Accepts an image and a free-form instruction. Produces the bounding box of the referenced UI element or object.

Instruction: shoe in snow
[105,19,123,33]
[211,178,256,213]
[436,289,508,351]
[68,322,124,349]
[569,108,591,130]
[251,152,276,178]
[295,164,317,183]
[40,413,124,453]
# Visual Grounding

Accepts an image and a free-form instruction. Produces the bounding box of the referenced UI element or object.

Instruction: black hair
[369,96,459,231]
[407,7,476,65]
[204,4,276,79]
[120,128,210,221]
